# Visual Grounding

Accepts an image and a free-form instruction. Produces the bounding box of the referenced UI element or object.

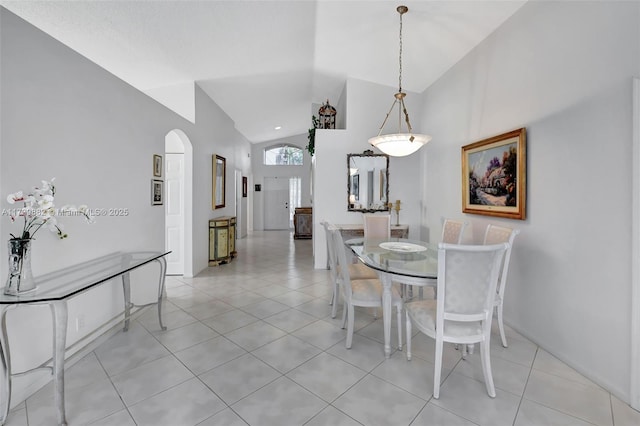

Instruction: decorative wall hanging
[461,128,526,220]
[318,99,336,129]
[212,155,226,209]
[151,179,163,206]
[153,154,163,177]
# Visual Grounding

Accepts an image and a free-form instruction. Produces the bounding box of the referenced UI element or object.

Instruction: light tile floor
[7,231,640,425]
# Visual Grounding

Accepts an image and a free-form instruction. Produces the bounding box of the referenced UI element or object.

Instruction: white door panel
[165,153,184,274]
[264,177,290,230]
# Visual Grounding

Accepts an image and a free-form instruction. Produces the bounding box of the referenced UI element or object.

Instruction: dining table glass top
[345,237,438,279]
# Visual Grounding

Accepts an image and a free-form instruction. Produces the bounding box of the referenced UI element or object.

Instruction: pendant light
[368,5,431,157]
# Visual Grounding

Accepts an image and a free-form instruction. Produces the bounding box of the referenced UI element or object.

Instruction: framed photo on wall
[242,176,248,198]
[461,128,526,220]
[153,154,163,177]
[151,179,163,205]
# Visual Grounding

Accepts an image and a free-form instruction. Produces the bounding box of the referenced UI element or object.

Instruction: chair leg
[480,339,496,398]
[433,337,443,399]
[330,282,335,305]
[406,311,412,360]
[331,284,339,318]
[396,305,402,351]
[346,304,355,349]
[341,302,347,329]
[497,303,508,347]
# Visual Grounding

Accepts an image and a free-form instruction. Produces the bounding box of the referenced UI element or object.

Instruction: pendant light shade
[369,5,431,157]
[369,133,431,157]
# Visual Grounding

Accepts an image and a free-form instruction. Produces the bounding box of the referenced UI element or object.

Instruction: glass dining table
[345,237,438,358]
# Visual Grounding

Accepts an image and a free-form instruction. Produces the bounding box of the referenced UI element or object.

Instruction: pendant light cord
[398,8,403,93]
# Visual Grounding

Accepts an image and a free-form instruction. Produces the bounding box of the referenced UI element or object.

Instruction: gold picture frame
[153,154,162,177]
[461,128,526,220]
[212,154,226,209]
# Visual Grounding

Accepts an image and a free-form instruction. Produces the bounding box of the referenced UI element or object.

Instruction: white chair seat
[406,300,482,339]
[340,264,378,281]
[351,279,403,305]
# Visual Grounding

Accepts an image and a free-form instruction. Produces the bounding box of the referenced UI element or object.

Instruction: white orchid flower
[6,178,90,240]
[7,191,23,204]
[47,217,58,231]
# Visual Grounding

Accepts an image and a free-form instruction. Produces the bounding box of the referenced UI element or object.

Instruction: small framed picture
[153,154,163,177]
[242,176,248,198]
[151,179,163,205]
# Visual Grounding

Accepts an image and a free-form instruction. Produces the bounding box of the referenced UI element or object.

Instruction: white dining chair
[413,218,469,301]
[483,224,520,347]
[331,226,403,350]
[363,213,391,239]
[441,218,468,244]
[322,221,377,318]
[405,242,508,398]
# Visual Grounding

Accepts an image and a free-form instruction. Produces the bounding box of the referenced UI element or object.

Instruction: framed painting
[242,176,248,198]
[212,155,226,209]
[153,154,163,177]
[151,179,163,206]
[461,128,526,220]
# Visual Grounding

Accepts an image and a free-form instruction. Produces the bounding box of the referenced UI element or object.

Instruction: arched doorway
[165,129,194,276]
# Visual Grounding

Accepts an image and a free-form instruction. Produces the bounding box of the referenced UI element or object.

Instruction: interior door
[264,177,290,230]
[165,153,184,274]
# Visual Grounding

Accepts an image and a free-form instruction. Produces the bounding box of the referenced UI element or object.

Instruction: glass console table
[0,251,170,426]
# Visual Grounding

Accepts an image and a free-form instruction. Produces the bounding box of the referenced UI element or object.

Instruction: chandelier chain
[398,9,403,92]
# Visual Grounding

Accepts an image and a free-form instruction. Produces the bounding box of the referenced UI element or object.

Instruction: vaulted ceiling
[0,0,526,143]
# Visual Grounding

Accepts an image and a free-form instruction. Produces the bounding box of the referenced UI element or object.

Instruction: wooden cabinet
[209,216,236,266]
[294,207,313,239]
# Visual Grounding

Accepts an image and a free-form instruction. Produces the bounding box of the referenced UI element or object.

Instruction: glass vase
[5,238,36,295]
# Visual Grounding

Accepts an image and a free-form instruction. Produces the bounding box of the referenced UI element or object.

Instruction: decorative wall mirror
[212,154,226,209]
[347,150,389,212]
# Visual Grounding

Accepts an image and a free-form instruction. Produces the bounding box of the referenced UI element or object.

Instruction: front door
[165,153,184,274]
[264,177,290,230]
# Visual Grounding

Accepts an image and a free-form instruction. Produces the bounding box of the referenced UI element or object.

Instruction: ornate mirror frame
[347,150,390,213]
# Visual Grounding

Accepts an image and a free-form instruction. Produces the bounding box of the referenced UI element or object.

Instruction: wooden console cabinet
[209,216,236,266]
[294,207,313,239]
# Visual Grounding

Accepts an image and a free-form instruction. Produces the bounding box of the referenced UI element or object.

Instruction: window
[264,145,303,166]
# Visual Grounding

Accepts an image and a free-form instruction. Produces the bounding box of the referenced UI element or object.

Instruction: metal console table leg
[155,256,167,331]
[51,301,68,426]
[122,257,167,333]
[0,302,68,426]
[0,306,14,426]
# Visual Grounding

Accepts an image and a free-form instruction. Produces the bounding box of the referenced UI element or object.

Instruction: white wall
[313,78,423,268]
[419,1,640,402]
[0,8,250,404]
[251,134,312,231]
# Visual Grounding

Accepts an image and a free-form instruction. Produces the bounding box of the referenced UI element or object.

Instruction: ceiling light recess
[368,5,431,157]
